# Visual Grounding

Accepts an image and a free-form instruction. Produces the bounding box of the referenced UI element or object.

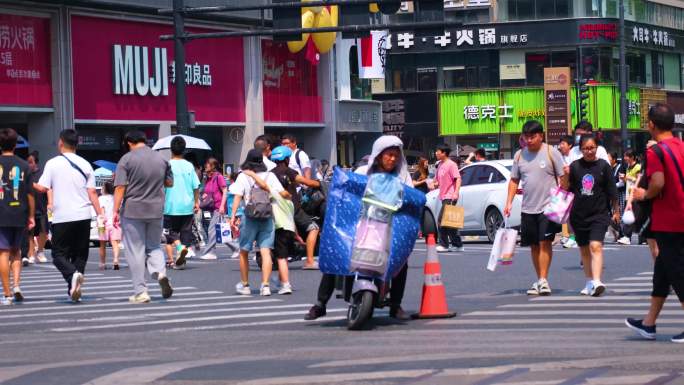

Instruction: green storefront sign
[440,85,641,136]
[477,143,499,150]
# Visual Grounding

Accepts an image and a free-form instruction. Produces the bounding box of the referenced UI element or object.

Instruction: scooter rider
[305,135,417,321]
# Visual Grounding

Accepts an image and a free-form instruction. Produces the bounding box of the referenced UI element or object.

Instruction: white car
[423,160,523,243]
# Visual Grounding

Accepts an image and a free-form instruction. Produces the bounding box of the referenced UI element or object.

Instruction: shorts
[294,208,319,236]
[239,216,275,252]
[33,214,49,236]
[570,219,608,247]
[0,227,25,250]
[99,225,122,242]
[652,232,684,302]
[163,215,194,245]
[274,228,295,259]
[520,213,561,247]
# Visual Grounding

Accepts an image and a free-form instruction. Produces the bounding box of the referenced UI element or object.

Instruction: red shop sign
[579,23,618,41]
[71,15,245,123]
[262,40,322,123]
[0,13,52,107]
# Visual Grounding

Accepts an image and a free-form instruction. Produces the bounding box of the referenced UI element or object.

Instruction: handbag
[215,216,232,244]
[199,176,217,211]
[487,220,518,272]
[440,204,464,229]
[542,145,574,224]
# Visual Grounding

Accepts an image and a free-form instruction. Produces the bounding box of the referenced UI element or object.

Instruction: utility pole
[619,0,629,153]
[173,0,191,135]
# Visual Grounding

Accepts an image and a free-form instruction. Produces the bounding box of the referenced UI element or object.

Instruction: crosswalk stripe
[0,298,283,319]
[464,310,684,316]
[612,276,652,281]
[638,272,654,275]
[428,318,684,325]
[15,280,129,289]
[51,309,344,332]
[498,302,680,308]
[25,286,196,299]
[21,284,137,294]
[605,283,653,287]
[15,276,124,285]
[14,292,226,307]
[610,289,651,293]
[531,295,654,301]
[163,313,348,332]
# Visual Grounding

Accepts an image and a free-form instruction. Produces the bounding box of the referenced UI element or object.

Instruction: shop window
[391,68,417,92]
[466,67,479,88]
[478,66,490,88]
[443,66,466,89]
[525,53,550,86]
[652,52,664,89]
[417,68,437,91]
[507,0,573,20]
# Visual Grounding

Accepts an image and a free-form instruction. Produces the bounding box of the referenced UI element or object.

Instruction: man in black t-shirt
[0,128,35,306]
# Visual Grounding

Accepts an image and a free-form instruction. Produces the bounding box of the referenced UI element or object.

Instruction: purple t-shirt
[203,173,226,211]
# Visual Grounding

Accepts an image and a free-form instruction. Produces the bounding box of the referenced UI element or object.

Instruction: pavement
[2,238,684,385]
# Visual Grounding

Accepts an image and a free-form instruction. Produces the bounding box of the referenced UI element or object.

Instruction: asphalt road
[1,237,683,385]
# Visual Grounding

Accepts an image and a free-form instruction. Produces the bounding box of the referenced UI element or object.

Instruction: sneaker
[27,256,36,264]
[278,283,293,295]
[229,250,240,259]
[186,248,196,259]
[1,296,12,306]
[304,305,326,320]
[200,253,217,260]
[526,281,541,296]
[235,282,251,295]
[70,272,84,303]
[21,258,29,267]
[672,332,684,343]
[158,276,173,299]
[260,283,271,296]
[591,281,606,297]
[538,279,552,296]
[435,245,450,253]
[559,236,569,245]
[617,237,631,245]
[625,318,656,340]
[172,262,186,270]
[129,291,151,304]
[36,252,48,263]
[453,246,465,252]
[175,247,188,266]
[563,238,578,248]
[580,281,592,296]
[12,286,23,302]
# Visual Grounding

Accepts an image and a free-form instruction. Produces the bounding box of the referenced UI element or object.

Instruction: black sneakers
[625,318,656,340]
[304,305,326,320]
[672,331,684,344]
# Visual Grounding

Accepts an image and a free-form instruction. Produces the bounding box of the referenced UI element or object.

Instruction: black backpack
[244,174,273,220]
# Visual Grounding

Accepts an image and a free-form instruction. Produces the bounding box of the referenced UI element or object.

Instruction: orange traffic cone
[412,234,456,319]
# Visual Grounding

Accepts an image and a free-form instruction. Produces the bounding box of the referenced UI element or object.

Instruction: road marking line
[4,292,228,309]
[610,289,652,293]
[0,357,147,383]
[638,272,654,275]
[163,314,348,333]
[238,369,437,385]
[605,283,653,287]
[309,352,516,369]
[13,276,125,284]
[26,286,196,299]
[464,310,684,316]
[612,277,653,281]
[20,282,134,292]
[473,367,530,385]
[428,318,684,325]
[530,295,654,301]
[498,302,680,309]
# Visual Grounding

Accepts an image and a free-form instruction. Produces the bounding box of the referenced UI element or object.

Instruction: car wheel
[485,208,504,243]
[422,210,437,239]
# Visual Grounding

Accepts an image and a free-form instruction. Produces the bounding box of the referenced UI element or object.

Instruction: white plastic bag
[487,225,518,272]
[215,217,232,245]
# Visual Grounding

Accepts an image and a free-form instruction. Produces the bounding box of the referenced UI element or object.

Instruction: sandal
[113,263,120,271]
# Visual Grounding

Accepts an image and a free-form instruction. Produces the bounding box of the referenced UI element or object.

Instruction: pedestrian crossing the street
[3,267,347,334]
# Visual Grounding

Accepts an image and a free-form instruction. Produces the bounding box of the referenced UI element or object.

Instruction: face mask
[574,134,582,145]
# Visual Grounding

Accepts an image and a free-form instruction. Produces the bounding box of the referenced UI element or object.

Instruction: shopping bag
[215,217,232,244]
[440,204,464,229]
[543,186,574,224]
[487,226,518,271]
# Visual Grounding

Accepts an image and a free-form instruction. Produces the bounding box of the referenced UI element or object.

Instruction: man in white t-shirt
[254,135,276,171]
[568,122,610,163]
[281,134,311,179]
[35,129,103,302]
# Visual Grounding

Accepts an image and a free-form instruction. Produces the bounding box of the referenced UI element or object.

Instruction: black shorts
[571,220,608,247]
[652,232,684,302]
[33,214,49,236]
[163,215,195,246]
[520,213,561,247]
[274,229,295,259]
[294,208,319,236]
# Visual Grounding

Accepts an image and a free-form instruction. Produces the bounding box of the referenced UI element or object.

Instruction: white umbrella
[152,134,211,151]
[94,167,113,178]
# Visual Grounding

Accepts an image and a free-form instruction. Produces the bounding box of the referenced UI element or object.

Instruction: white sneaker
[36,252,48,263]
[453,246,465,252]
[235,282,251,295]
[435,245,450,253]
[229,250,240,259]
[278,283,293,295]
[260,284,271,296]
[526,281,541,296]
[1,296,13,306]
[186,248,196,259]
[200,253,217,260]
[563,239,578,248]
[580,280,592,296]
[591,281,607,297]
[617,237,631,245]
[27,256,36,264]
[538,279,552,296]
[12,286,23,302]
[128,291,151,304]
[70,272,84,302]
[21,258,29,267]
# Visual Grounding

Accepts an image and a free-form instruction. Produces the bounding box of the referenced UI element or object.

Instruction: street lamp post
[173,0,191,135]
[619,0,629,153]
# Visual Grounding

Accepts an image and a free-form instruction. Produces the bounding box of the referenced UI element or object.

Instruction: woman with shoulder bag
[199,158,228,260]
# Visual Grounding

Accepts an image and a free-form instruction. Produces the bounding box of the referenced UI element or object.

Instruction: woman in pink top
[433,144,463,252]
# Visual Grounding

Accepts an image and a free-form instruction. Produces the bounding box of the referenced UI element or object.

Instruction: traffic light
[414,0,444,37]
[578,78,589,122]
[272,0,301,41]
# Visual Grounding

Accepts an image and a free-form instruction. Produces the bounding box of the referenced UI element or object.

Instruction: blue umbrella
[93,160,117,172]
[16,135,29,149]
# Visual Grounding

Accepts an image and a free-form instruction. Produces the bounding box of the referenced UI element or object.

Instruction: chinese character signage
[0,13,51,107]
[631,25,675,48]
[544,67,571,145]
[579,23,618,41]
[382,99,405,138]
[392,27,528,51]
[71,15,245,123]
[261,40,321,123]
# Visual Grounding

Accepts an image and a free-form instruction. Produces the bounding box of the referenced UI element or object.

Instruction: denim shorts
[239,216,275,252]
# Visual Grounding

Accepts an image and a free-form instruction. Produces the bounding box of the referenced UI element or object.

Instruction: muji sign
[72,15,245,122]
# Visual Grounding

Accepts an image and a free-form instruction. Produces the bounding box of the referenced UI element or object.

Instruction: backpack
[244,173,273,220]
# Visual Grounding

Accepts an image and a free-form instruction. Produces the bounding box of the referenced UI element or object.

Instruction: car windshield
[505,166,512,171]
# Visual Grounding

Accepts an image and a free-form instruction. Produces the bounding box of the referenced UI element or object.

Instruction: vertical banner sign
[0,13,52,107]
[544,67,571,145]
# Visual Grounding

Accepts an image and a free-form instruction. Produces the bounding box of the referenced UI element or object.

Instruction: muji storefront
[69,14,246,164]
